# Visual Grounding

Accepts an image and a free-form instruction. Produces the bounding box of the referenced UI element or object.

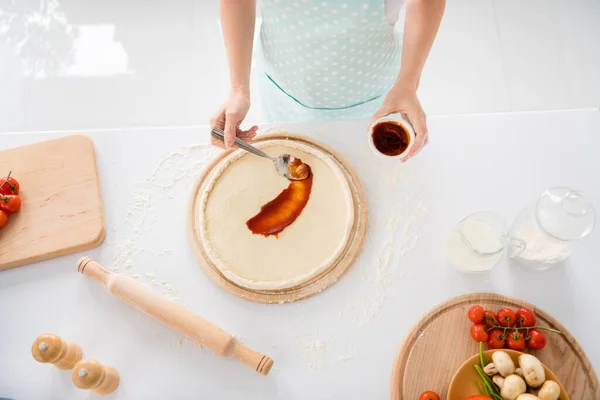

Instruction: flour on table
[299,339,330,374]
[99,143,216,348]
[291,161,428,372]
[343,163,429,326]
[295,326,357,374]
[109,142,215,256]
[106,142,215,276]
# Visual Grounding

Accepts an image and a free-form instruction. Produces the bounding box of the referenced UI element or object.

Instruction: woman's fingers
[236,125,258,141]
[210,109,226,148]
[223,110,240,149]
[211,135,227,149]
[210,124,258,150]
[403,108,428,160]
[242,125,259,137]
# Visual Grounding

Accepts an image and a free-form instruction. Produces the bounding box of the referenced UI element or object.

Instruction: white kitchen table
[1,109,599,400]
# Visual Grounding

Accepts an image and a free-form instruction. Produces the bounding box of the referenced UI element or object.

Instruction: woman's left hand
[371,84,428,160]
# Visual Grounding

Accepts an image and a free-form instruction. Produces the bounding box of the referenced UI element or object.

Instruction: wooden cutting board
[0,135,105,270]
[390,293,599,400]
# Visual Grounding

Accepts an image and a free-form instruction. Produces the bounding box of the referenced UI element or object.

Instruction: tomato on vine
[506,330,526,351]
[483,310,497,328]
[496,308,517,327]
[0,210,7,229]
[0,172,19,195]
[517,308,536,327]
[487,329,506,349]
[0,194,21,214]
[470,324,489,343]
[466,304,559,350]
[418,391,440,400]
[468,305,485,323]
[527,329,547,350]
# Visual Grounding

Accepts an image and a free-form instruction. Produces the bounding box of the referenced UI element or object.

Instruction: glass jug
[447,211,508,273]
[508,187,596,270]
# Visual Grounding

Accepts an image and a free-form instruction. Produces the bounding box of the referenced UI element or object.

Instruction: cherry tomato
[527,329,547,350]
[470,324,489,343]
[468,305,485,323]
[517,308,536,327]
[465,396,493,400]
[487,329,506,349]
[0,173,19,195]
[483,310,497,328]
[507,330,526,351]
[0,195,21,213]
[418,391,440,400]
[0,210,7,229]
[497,308,517,327]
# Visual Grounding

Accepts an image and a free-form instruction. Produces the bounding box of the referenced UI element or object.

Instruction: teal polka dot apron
[258,0,405,122]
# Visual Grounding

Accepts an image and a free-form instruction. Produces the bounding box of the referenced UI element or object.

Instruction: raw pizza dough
[199,140,354,290]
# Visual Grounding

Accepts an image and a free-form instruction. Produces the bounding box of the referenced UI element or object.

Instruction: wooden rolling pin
[76,257,273,375]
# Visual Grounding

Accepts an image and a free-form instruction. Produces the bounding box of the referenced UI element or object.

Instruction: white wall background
[0,0,599,132]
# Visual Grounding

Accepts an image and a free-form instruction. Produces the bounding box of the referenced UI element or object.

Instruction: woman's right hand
[210,90,258,149]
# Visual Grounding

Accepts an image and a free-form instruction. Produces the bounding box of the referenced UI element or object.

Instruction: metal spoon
[211,128,308,180]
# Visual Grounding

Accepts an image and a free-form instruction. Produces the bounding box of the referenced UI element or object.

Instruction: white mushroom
[518,354,546,388]
[501,374,527,400]
[515,367,524,377]
[492,374,505,388]
[484,363,498,376]
[537,380,560,400]
[492,351,516,377]
[516,394,540,400]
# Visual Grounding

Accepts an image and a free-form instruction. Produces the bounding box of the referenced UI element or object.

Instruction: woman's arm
[210,0,258,149]
[397,0,445,91]
[373,0,446,159]
[220,0,256,95]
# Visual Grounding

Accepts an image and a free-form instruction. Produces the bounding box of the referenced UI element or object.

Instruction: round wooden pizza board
[187,132,368,304]
[390,293,599,400]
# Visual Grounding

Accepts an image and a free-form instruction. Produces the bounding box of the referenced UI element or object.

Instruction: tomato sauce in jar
[371,121,411,156]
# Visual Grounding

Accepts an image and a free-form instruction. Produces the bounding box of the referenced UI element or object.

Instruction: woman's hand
[371,84,428,160]
[210,90,258,149]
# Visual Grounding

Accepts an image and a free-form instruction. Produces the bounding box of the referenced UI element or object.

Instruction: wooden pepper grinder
[72,359,119,395]
[31,334,83,370]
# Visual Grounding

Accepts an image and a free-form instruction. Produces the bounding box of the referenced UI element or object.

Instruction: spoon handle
[211,128,272,160]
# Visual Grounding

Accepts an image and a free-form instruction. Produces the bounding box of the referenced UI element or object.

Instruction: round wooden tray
[187,133,368,304]
[390,293,599,400]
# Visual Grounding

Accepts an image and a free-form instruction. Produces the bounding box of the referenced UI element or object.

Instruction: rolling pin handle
[231,341,274,376]
[77,257,110,285]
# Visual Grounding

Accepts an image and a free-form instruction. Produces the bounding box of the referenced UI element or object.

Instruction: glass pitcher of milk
[508,187,596,270]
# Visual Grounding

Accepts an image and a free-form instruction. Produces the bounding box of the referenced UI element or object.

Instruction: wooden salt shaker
[31,334,82,370]
[72,359,119,395]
